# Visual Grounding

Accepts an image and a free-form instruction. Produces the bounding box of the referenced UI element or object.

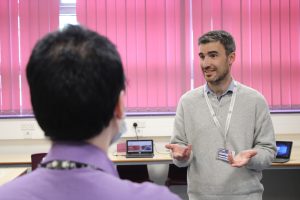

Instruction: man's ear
[114,90,125,119]
[228,52,236,66]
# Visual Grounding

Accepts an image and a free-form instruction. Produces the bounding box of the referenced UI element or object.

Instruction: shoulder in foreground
[0,172,181,200]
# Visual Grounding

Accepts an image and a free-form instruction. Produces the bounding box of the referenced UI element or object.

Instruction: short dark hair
[26,25,126,141]
[198,30,236,55]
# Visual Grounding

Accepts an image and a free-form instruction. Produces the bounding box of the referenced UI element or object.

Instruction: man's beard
[203,65,230,86]
[209,68,230,85]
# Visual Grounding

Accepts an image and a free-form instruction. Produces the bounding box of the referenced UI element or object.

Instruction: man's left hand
[228,149,257,167]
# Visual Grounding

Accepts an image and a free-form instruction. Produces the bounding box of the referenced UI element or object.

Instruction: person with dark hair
[166,30,276,200]
[0,25,180,200]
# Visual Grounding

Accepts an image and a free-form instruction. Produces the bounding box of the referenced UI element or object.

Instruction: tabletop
[0,167,28,186]
[0,134,299,167]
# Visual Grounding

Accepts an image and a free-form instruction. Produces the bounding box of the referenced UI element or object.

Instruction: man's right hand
[165,144,192,161]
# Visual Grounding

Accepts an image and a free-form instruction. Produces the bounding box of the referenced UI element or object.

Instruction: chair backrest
[116,165,152,183]
[31,153,47,171]
[165,164,188,186]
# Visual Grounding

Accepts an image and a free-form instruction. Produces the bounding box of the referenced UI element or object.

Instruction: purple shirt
[0,142,181,200]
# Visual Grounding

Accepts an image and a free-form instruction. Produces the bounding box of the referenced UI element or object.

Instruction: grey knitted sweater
[171,82,276,200]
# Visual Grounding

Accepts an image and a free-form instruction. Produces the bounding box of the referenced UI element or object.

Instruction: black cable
[133,122,139,140]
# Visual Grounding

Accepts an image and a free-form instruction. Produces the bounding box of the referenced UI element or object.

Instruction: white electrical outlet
[20,123,35,139]
[136,128,143,136]
[137,128,143,134]
[23,131,32,139]
[20,123,35,131]
[136,121,146,128]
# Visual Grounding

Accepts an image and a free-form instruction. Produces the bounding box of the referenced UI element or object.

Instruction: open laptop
[273,141,293,163]
[126,139,154,158]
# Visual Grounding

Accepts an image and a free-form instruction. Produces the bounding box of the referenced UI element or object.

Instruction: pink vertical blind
[0,0,19,113]
[0,0,59,115]
[0,0,299,116]
[192,0,300,110]
[77,0,191,112]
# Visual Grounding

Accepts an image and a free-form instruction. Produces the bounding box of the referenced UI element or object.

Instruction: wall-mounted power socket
[132,121,144,138]
[133,121,146,128]
[20,123,35,139]
[20,123,35,131]
[136,128,143,135]
[23,131,32,139]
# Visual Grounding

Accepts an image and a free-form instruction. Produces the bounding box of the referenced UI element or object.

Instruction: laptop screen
[276,141,293,159]
[126,140,153,155]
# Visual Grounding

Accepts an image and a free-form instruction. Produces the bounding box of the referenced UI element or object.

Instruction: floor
[169,185,188,200]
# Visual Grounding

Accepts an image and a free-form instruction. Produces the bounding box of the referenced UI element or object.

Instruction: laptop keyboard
[126,154,154,158]
[273,158,289,163]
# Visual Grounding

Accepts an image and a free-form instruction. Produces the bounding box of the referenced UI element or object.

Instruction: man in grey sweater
[166,30,276,200]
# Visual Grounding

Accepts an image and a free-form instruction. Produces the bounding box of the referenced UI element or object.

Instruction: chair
[31,153,47,171]
[116,165,152,183]
[165,164,188,186]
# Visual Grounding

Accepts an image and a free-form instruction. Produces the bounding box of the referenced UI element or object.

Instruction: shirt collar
[204,80,236,96]
[42,141,118,177]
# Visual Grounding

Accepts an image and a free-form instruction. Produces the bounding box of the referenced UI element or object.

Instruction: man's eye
[210,54,217,58]
[199,55,205,60]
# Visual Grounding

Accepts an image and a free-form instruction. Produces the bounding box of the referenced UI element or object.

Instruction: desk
[110,134,300,167]
[1,134,300,167]
[0,154,31,167]
[271,134,300,168]
[109,146,300,168]
[0,167,27,186]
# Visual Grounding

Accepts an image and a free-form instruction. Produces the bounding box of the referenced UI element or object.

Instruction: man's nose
[201,57,211,68]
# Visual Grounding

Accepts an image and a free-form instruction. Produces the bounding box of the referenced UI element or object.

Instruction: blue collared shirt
[205,80,236,101]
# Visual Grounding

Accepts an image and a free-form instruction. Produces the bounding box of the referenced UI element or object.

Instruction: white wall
[0,113,300,140]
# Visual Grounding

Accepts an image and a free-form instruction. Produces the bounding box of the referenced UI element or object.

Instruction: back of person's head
[198,30,236,56]
[26,25,125,141]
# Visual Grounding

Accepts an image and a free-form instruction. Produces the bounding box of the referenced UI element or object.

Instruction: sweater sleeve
[170,97,193,167]
[246,95,277,171]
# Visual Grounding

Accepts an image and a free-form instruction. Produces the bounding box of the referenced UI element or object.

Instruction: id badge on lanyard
[204,82,237,162]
